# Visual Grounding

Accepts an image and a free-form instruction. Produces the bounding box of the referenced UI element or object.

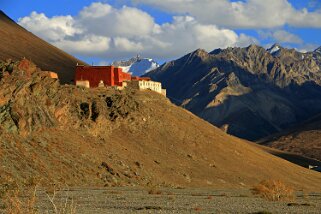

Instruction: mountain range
[146,44,321,142]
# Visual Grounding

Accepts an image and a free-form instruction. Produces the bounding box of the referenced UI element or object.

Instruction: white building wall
[126,80,165,96]
[138,81,162,94]
[76,80,90,88]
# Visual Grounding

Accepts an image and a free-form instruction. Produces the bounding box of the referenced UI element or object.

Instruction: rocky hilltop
[0,10,86,83]
[146,44,321,141]
[1,59,321,190]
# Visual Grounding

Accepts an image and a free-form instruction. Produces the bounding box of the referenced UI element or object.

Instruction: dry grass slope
[0,11,86,83]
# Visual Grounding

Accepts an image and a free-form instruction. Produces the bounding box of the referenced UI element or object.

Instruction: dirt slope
[0,60,321,191]
[0,11,86,83]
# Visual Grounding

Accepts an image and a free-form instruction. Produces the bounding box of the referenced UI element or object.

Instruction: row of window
[139,81,161,87]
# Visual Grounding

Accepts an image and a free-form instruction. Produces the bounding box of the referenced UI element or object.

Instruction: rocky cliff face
[146,44,321,140]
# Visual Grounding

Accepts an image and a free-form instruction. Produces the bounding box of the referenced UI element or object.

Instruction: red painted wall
[75,66,114,87]
[75,66,132,88]
[114,67,132,86]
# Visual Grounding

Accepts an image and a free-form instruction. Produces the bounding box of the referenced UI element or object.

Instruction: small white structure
[76,80,90,88]
[139,80,162,93]
[127,80,166,96]
[98,80,105,88]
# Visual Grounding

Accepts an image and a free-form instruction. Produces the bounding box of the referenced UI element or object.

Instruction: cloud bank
[18,1,321,61]
[132,0,321,28]
[18,2,256,60]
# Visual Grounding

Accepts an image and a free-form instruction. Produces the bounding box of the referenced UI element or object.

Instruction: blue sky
[1,0,321,64]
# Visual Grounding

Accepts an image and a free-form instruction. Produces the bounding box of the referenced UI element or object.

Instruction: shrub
[0,179,76,214]
[251,179,295,201]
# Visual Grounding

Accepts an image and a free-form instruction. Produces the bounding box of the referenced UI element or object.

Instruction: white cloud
[18,2,256,60]
[18,12,82,41]
[296,43,320,53]
[236,33,259,47]
[132,0,321,28]
[149,16,253,58]
[77,3,156,37]
[272,31,303,44]
[53,35,111,56]
[259,30,303,44]
[113,37,144,52]
[79,2,112,18]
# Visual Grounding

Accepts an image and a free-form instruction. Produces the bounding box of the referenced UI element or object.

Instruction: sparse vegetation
[45,186,77,214]
[251,179,295,201]
[0,177,37,214]
[0,178,76,214]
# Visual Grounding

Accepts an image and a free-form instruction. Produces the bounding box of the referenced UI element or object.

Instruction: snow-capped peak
[267,44,282,55]
[112,55,160,77]
[314,47,321,54]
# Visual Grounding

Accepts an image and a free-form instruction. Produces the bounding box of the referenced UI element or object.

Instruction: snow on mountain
[112,56,160,77]
[267,44,281,55]
[315,47,321,54]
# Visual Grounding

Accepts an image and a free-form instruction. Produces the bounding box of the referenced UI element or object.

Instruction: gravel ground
[12,187,321,214]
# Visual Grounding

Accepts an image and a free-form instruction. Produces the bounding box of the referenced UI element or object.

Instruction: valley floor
[3,187,321,214]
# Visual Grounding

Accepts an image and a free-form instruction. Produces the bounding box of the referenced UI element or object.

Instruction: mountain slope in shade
[262,113,321,161]
[1,60,321,191]
[146,45,321,141]
[314,47,321,55]
[112,56,160,76]
[0,11,86,83]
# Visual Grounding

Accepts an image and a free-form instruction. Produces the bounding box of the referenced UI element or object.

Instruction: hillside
[1,59,321,191]
[262,113,321,161]
[146,44,321,141]
[0,11,85,83]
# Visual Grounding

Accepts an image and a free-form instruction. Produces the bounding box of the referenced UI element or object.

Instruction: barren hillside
[0,11,86,83]
[1,59,321,191]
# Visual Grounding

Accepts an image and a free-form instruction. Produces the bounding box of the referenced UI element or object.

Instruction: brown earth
[1,60,321,192]
[0,11,86,84]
